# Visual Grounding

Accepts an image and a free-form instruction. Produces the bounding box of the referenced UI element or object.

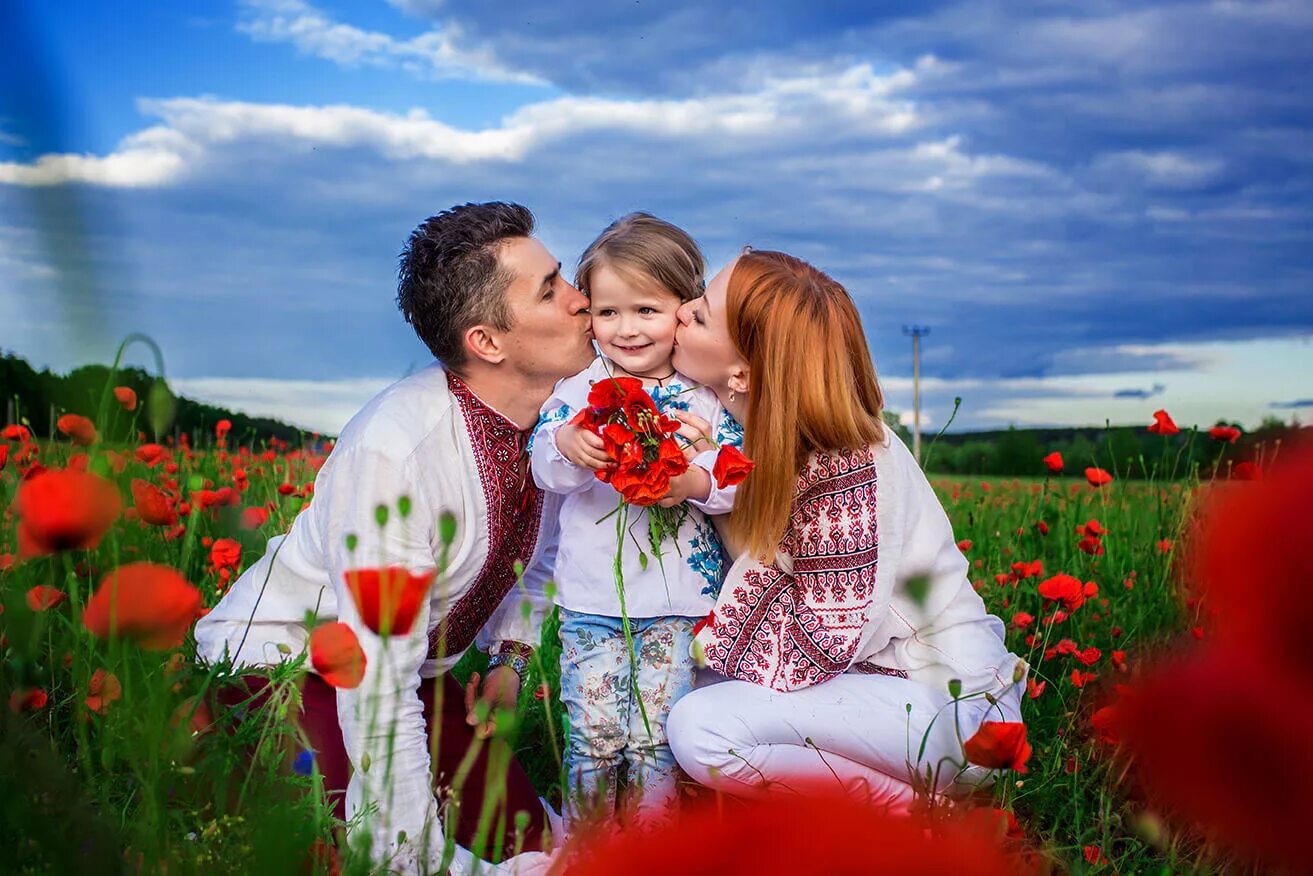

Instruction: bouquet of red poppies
[571,376,690,506]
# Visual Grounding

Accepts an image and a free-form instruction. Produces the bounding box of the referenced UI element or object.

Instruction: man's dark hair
[397,202,536,372]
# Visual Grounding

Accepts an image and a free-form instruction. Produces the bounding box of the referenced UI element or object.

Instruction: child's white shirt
[529,356,743,619]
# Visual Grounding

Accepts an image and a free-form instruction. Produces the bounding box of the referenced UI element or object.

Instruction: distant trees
[1,352,309,446]
[923,418,1299,479]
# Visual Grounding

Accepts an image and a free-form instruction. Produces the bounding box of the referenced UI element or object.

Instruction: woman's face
[673,259,747,392]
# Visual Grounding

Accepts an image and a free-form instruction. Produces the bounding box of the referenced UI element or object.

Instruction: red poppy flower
[1026,678,1046,700]
[1084,467,1113,487]
[17,469,123,557]
[1089,705,1120,745]
[1208,425,1241,443]
[240,506,270,530]
[131,478,178,527]
[1119,652,1313,871]
[1075,646,1102,667]
[1077,535,1105,555]
[711,445,755,489]
[56,413,98,446]
[26,585,67,611]
[8,688,48,713]
[1011,611,1034,630]
[83,562,203,650]
[0,444,8,471]
[135,443,166,465]
[343,566,436,636]
[964,721,1031,773]
[113,386,138,411]
[1077,519,1107,537]
[1147,409,1179,435]
[85,668,123,715]
[209,538,242,570]
[215,419,233,439]
[310,622,367,689]
[565,790,1019,876]
[1069,669,1096,688]
[1083,846,1108,866]
[2,424,32,442]
[1042,451,1063,473]
[1037,573,1085,612]
[1231,461,1262,480]
[1191,442,1313,683]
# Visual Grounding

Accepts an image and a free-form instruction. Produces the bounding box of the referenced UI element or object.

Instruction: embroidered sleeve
[529,374,597,495]
[696,450,879,692]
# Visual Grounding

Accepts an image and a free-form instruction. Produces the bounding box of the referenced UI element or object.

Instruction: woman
[665,249,1026,809]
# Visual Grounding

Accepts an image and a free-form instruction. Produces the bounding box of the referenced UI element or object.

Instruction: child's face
[587,261,683,377]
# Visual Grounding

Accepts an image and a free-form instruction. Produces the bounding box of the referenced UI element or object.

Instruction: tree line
[1,351,309,447]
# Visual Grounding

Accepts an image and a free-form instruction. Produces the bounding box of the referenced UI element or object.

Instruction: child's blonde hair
[576,212,705,303]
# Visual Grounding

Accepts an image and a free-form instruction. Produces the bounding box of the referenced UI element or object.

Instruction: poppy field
[1,393,1308,875]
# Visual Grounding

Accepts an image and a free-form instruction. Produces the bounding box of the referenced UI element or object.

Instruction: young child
[528,213,742,830]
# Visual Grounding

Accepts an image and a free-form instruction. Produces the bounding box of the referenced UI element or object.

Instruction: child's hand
[658,465,712,507]
[555,423,611,471]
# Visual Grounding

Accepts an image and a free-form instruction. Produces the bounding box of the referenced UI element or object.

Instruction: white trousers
[667,673,1022,810]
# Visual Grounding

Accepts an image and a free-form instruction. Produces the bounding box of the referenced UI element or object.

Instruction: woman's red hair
[726,250,885,561]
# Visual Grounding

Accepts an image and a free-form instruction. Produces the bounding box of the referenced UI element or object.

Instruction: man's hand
[555,424,611,470]
[464,666,521,740]
[658,464,712,508]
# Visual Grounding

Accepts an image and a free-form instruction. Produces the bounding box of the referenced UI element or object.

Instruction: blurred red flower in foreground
[17,469,123,557]
[1084,467,1113,487]
[1147,409,1179,435]
[964,721,1032,773]
[343,566,436,636]
[113,386,138,411]
[85,669,123,715]
[1116,442,1313,871]
[83,562,203,650]
[1042,451,1063,473]
[563,791,1021,876]
[1208,424,1241,443]
[310,622,367,689]
[56,413,98,446]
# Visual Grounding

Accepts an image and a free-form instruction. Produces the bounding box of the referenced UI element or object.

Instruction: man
[195,202,594,874]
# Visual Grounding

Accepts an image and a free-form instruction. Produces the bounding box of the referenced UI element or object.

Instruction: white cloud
[172,375,395,434]
[237,0,544,85]
[0,60,928,188]
[1091,149,1225,189]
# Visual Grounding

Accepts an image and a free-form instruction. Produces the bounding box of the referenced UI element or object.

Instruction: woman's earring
[728,389,737,403]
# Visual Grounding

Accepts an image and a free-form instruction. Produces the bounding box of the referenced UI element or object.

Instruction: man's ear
[728,364,750,396]
[464,325,505,366]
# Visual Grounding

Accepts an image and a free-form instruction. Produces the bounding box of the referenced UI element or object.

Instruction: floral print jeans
[558,608,695,831]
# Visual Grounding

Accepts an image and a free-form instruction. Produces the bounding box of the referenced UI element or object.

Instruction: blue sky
[2,0,1311,434]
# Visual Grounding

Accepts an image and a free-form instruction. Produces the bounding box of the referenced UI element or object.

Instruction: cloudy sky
[2,0,1311,434]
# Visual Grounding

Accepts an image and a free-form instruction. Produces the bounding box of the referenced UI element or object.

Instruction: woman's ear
[728,364,750,396]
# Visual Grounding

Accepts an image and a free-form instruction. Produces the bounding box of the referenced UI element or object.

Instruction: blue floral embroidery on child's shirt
[715,412,744,448]
[528,404,573,455]
[650,382,692,414]
[687,517,727,598]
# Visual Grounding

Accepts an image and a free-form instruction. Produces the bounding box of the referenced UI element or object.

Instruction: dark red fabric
[217,672,546,857]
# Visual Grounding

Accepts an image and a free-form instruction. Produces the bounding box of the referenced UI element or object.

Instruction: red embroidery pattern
[428,373,544,660]
[703,446,879,691]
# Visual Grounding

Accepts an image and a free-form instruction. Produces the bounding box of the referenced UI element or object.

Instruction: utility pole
[903,325,930,463]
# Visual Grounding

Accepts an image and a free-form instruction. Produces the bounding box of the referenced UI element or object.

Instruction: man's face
[496,236,594,382]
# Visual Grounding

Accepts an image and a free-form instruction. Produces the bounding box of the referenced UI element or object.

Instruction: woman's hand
[658,465,712,508]
[555,423,611,470]
[464,666,520,740]
[669,410,716,461]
